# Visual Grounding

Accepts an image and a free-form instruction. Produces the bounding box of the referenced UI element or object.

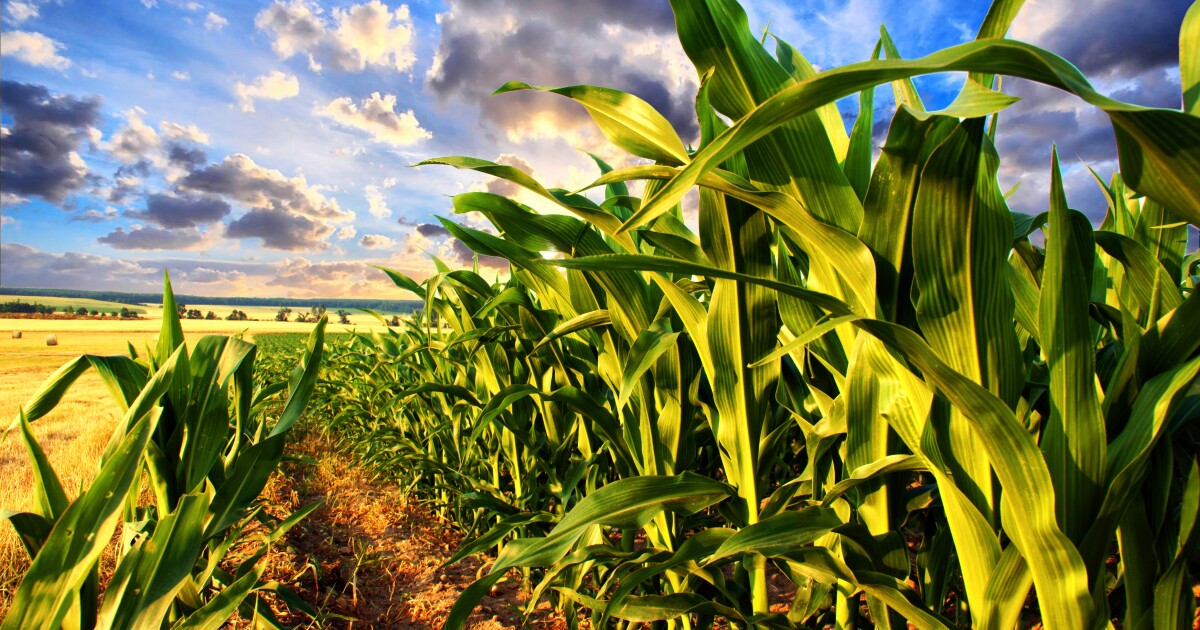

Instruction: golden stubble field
[0,315,383,594]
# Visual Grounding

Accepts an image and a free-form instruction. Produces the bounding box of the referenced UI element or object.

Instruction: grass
[0,331,131,601]
[2,296,147,314]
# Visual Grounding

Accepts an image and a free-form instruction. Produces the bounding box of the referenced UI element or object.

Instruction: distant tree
[389,315,400,327]
[205,311,217,320]
[75,307,88,316]
[186,308,203,319]
[90,310,99,316]
[177,303,187,317]
[120,307,131,318]
[336,309,351,325]
[226,309,248,321]
[275,307,292,322]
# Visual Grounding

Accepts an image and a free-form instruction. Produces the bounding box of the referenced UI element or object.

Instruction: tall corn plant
[2,272,327,629]
[400,0,1200,628]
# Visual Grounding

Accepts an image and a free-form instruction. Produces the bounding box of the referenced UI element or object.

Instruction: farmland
[1,296,146,315]
[3,0,1200,628]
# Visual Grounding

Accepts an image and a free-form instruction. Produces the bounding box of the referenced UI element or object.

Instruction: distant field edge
[0,286,424,313]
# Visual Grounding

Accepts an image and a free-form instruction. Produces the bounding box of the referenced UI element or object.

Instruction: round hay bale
[45,334,58,346]
[11,331,21,339]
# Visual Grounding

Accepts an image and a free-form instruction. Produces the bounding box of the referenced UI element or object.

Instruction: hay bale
[11,331,21,339]
[45,334,58,346]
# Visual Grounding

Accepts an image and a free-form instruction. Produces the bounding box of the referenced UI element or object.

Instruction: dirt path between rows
[258,432,566,629]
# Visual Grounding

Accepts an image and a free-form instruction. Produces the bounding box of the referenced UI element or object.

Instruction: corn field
[5,0,1200,628]
[2,275,327,628]
[315,0,1200,627]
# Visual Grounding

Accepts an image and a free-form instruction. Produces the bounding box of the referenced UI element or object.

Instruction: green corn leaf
[3,406,163,630]
[270,316,325,437]
[1182,1,1199,116]
[627,38,1200,232]
[172,566,264,630]
[157,270,185,366]
[704,506,844,563]
[1040,149,1107,543]
[98,493,209,629]
[854,319,1095,630]
[17,412,69,521]
[444,473,732,630]
[617,326,680,410]
[494,82,690,165]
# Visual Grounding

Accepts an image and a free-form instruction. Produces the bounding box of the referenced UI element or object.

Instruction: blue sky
[0,0,1191,297]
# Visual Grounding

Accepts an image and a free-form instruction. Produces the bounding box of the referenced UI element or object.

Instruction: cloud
[185,266,244,283]
[269,256,398,297]
[0,30,71,69]
[226,207,334,250]
[336,225,357,239]
[447,238,508,270]
[130,192,232,228]
[415,222,450,238]
[234,71,300,112]
[5,2,40,24]
[179,153,352,221]
[72,206,120,222]
[0,80,101,203]
[172,70,191,81]
[205,11,228,31]
[166,143,208,169]
[254,0,417,73]
[160,120,209,144]
[486,153,533,197]
[107,108,159,163]
[1,214,17,226]
[98,224,214,250]
[364,184,391,218]
[425,0,697,147]
[1010,0,1191,78]
[359,233,395,249]
[0,242,161,290]
[996,0,1191,218]
[318,92,431,145]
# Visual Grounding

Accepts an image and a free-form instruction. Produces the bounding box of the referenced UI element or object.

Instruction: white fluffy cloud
[205,11,228,31]
[319,92,431,146]
[255,0,417,73]
[1,31,71,69]
[364,184,390,218]
[359,233,395,249]
[234,71,300,112]
[5,2,39,23]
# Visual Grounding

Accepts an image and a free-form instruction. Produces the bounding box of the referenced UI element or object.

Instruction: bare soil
[255,432,567,629]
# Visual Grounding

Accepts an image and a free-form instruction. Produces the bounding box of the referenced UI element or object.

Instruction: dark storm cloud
[167,142,208,169]
[1025,0,1191,78]
[448,238,509,270]
[426,0,697,144]
[98,225,208,250]
[415,223,450,238]
[226,207,334,251]
[0,80,101,203]
[178,154,350,220]
[130,192,232,228]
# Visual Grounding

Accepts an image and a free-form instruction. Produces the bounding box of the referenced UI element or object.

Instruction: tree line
[0,287,423,312]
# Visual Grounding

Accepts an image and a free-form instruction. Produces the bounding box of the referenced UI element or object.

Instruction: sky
[0,0,1192,298]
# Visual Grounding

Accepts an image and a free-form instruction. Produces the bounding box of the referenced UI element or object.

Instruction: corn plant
[1,272,326,629]
[363,0,1200,628]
